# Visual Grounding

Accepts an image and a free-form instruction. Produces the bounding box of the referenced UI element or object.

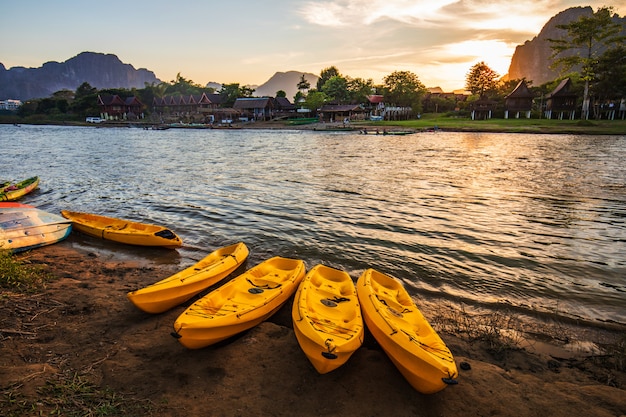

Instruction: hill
[507,6,626,85]
[0,52,161,101]
[252,71,319,99]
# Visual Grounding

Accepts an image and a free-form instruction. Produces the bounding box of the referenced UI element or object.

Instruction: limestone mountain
[0,52,161,101]
[507,6,626,86]
[252,71,319,100]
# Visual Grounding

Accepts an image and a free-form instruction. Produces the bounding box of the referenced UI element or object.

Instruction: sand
[1,240,625,417]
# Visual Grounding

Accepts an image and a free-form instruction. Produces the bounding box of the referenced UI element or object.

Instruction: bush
[0,249,51,291]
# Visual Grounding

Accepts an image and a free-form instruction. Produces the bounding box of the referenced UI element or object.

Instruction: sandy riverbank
[1,239,625,416]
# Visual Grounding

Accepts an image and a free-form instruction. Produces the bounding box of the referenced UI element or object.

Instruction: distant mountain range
[0,51,319,101]
[2,7,624,101]
[0,52,160,101]
[204,71,319,101]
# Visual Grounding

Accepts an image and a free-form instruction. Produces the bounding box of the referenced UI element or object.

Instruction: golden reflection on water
[4,125,625,324]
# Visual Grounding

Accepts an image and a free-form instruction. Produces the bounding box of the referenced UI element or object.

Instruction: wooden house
[274,97,296,117]
[544,78,577,120]
[98,95,144,120]
[504,80,535,119]
[366,95,385,120]
[319,104,365,122]
[233,97,274,121]
[152,93,224,123]
[470,96,497,120]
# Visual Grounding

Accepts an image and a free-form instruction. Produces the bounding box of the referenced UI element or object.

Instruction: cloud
[298,0,457,27]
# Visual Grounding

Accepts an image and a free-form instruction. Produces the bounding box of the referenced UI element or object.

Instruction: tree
[303,91,328,115]
[317,66,340,91]
[166,73,204,96]
[321,75,349,103]
[71,82,100,117]
[75,82,97,100]
[548,6,625,119]
[465,62,500,97]
[346,77,374,104]
[593,45,626,100]
[219,83,241,107]
[297,74,310,94]
[239,85,256,98]
[219,84,255,107]
[275,90,287,98]
[382,70,426,109]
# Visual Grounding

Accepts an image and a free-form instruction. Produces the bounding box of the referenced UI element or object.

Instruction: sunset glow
[0,0,622,92]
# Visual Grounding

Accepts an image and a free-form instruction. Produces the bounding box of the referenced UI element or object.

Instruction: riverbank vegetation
[0,249,50,292]
[369,113,626,135]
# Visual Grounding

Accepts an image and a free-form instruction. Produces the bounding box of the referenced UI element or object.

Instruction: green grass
[357,113,626,135]
[0,249,51,292]
[1,372,154,417]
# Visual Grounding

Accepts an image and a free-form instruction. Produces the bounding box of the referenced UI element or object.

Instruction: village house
[97,94,144,120]
[504,80,535,119]
[470,96,498,120]
[543,78,577,120]
[0,99,22,111]
[318,104,365,123]
[152,93,227,123]
[233,97,274,121]
[274,97,297,118]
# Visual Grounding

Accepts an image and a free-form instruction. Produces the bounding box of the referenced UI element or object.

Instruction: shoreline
[4,117,626,135]
[2,239,625,416]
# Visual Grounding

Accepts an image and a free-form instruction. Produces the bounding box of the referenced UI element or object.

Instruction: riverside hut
[544,78,577,120]
[504,80,535,119]
[470,96,497,120]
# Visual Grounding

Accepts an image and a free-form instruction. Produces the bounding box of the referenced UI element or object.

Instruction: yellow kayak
[60,210,182,248]
[292,264,364,374]
[356,268,458,394]
[172,256,306,349]
[0,176,39,201]
[127,242,249,313]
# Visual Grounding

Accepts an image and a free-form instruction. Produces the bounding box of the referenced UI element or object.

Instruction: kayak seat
[339,282,353,296]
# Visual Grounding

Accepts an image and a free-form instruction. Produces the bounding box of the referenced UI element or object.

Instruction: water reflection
[2,125,625,325]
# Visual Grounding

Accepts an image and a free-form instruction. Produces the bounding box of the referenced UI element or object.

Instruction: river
[2,124,625,326]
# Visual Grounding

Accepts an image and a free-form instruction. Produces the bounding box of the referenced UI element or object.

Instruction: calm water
[2,124,625,326]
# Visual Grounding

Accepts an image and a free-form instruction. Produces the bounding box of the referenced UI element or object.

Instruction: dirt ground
[1,239,625,417]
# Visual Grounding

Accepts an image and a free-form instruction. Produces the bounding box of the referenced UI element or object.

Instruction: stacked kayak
[0,176,39,201]
[356,268,458,394]
[61,210,182,248]
[0,202,72,252]
[172,256,305,349]
[127,242,249,313]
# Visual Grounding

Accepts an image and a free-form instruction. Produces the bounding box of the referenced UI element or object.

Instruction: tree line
[4,6,624,123]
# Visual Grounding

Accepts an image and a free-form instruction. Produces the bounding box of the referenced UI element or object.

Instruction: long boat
[292,264,364,373]
[172,256,306,349]
[127,242,249,313]
[0,176,39,201]
[60,210,182,248]
[356,268,458,394]
[0,202,72,252]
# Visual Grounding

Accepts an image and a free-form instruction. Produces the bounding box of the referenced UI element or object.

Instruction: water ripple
[2,125,625,325]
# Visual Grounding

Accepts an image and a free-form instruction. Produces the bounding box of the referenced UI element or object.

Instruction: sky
[0,1,622,92]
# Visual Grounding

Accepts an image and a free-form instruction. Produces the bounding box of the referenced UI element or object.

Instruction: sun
[442,40,514,78]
